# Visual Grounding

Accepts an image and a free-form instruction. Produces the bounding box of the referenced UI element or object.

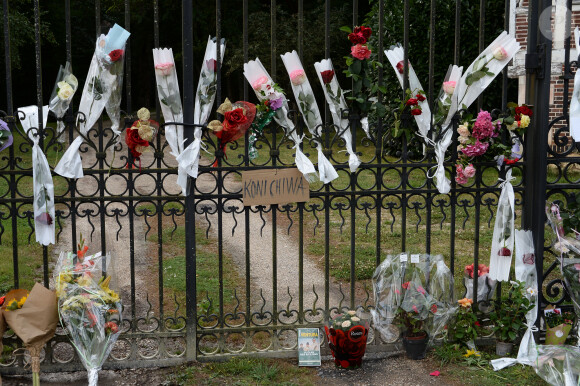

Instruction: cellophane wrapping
[488,169,515,282]
[491,229,538,370]
[55,24,130,179]
[54,251,122,386]
[48,62,78,141]
[281,51,338,184]
[313,58,361,173]
[244,58,317,182]
[177,36,226,187]
[532,345,580,386]
[371,253,456,345]
[18,105,54,246]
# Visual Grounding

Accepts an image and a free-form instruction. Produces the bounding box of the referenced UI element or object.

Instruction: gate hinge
[525,43,546,79]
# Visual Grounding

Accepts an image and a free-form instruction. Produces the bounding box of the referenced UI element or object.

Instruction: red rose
[411,108,422,116]
[348,32,367,45]
[321,70,335,84]
[505,158,519,165]
[125,127,149,158]
[498,247,511,256]
[36,212,53,225]
[406,98,418,106]
[108,49,124,62]
[431,304,438,313]
[206,59,217,72]
[354,26,372,39]
[224,108,248,126]
[416,94,426,102]
[396,60,405,74]
[351,44,371,60]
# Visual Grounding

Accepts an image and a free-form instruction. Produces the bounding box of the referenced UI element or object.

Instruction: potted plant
[447,298,479,348]
[545,310,576,345]
[489,280,534,355]
[395,280,437,360]
[324,310,369,369]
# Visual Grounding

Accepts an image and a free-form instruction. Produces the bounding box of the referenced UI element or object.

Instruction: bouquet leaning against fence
[54,248,122,386]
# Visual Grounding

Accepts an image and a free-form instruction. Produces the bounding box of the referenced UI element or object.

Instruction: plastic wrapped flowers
[54,247,122,386]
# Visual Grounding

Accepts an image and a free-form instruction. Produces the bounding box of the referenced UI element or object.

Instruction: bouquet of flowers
[314,58,362,173]
[208,98,255,166]
[2,284,58,386]
[244,58,317,182]
[488,169,515,282]
[55,24,130,179]
[464,263,496,302]
[125,107,159,168]
[0,118,13,152]
[17,105,54,246]
[176,37,225,193]
[48,62,78,141]
[281,50,338,183]
[55,248,122,386]
[545,309,576,345]
[324,311,369,369]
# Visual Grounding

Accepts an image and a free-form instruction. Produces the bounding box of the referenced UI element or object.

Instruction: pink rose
[493,46,508,61]
[252,76,269,91]
[155,62,174,76]
[351,44,372,60]
[463,164,476,178]
[289,69,307,86]
[443,81,456,95]
[455,173,468,185]
[461,140,489,157]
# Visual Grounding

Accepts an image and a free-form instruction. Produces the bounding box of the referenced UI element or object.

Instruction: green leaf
[508,331,516,341]
[339,26,353,33]
[375,102,387,118]
[378,86,387,94]
[350,59,362,75]
[511,322,520,330]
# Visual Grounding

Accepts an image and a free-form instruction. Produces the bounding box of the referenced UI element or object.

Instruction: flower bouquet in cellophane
[54,241,122,386]
[208,98,256,166]
[1,284,58,386]
[48,62,78,141]
[324,310,369,369]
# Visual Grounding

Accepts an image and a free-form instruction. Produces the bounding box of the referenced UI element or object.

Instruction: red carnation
[321,70,335,84]
[416,94,426,102]
[108,49,124,62]
[105,321,119,334]
[411,108,422,116]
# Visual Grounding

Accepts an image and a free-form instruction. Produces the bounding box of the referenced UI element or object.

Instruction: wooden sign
[242,168,309,206]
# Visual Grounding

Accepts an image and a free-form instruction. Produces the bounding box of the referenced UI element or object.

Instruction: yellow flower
[519,114,530,129]
[76,273,93,288]
[17,296,27,308]
[55,281,68,298]
[464,349,481,358]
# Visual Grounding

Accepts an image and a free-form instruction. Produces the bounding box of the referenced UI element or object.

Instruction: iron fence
[0,0,565,374]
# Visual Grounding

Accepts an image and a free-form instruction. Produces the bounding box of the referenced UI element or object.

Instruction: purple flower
[461,140,489,157]
[269,97,283,110]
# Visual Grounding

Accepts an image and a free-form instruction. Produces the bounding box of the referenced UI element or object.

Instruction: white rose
[341,320,351,328]
[57,81,74,101]
[347,310,357,316]
[351,316,360,322]
[493,47,508,61]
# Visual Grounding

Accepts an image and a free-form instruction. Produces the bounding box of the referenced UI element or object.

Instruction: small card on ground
[298,328,321,366]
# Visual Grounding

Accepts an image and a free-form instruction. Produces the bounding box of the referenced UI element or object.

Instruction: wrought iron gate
[0,0,571,374]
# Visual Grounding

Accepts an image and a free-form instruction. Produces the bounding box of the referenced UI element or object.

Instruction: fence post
[523,0,551,333]
[182,0,197,361]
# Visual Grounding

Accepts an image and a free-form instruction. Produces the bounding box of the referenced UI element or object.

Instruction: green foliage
[561,194,580,235]
[489,280,534,343]
[447,303,479,346]
[545,310,576,329]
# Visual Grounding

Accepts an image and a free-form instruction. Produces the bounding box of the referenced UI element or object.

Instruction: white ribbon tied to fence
[18,105,54,246]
